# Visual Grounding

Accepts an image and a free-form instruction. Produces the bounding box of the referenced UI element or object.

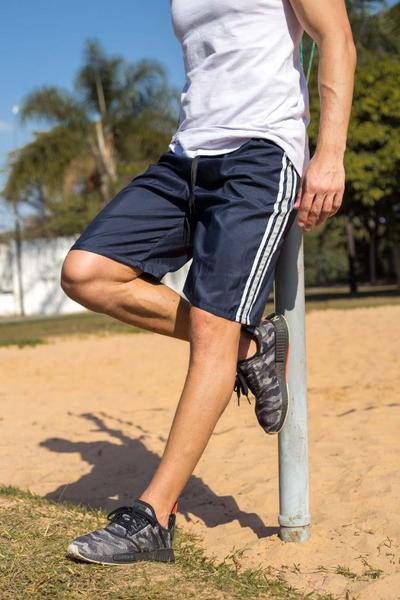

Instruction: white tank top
[168,0,310,175]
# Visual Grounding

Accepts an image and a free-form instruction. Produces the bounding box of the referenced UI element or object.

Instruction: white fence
[0,235,189,317]
[0,236,81,317]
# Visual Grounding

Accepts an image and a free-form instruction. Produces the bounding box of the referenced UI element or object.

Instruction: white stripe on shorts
[243,165,298,323]
[235,154,289,323]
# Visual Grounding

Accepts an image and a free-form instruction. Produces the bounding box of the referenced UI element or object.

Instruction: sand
[0,305,399,599]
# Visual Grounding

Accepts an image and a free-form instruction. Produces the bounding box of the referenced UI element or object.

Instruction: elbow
[317,29,357,71]
[345,34,357,72]
[338,28,357,72]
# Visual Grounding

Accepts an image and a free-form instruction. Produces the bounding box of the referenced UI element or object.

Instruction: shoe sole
[268,314,290,435]
[67,543,175,565]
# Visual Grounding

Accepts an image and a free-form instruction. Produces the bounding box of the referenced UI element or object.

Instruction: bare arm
[289,0,357,230]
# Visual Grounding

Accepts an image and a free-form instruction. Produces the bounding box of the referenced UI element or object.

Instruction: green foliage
[75,39,179,119]
[20,87,88,127]
[3,39,179,234]
[304,218,349,286]
[30,193,103,237]
[4,126,86,202]
[345,1,400,56]
[345,53,400,208]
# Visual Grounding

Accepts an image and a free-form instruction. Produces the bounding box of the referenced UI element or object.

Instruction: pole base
[279,525,310,543]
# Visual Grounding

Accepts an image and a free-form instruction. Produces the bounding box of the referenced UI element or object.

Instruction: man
[62,0,356,564]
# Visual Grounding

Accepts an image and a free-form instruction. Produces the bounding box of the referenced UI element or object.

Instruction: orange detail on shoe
[171,501,178,514]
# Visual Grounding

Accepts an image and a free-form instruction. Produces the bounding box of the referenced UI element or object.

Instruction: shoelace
[107,506,150,534]
[234,371,251,406]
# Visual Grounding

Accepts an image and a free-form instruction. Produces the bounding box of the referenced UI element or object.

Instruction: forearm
[314,32,357,161]
[289,0,356,229]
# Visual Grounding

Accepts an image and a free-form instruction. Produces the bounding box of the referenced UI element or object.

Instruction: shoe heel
[153,548,175,563]
[271,315,289,364]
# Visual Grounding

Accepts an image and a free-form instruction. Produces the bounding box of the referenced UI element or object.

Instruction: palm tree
[4,40,179,233]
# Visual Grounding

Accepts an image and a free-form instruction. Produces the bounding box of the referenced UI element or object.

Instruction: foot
[234,313,289,434]
[67,499,177,565]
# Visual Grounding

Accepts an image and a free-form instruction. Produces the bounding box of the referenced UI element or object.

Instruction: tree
[3,40,179,235]
[346,1,399,56]
[345,53,400,284]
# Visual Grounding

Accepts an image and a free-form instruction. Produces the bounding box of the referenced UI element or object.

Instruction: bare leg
[62,251,257,527]
[140,307,241,526]
[61,249,256,359]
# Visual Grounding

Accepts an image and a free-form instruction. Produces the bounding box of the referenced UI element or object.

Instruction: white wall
[0,235,190,317]
[0,236,82,316]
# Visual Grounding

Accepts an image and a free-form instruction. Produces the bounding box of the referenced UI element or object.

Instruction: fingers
[316,194,334,226]
[304,194,325,230]
[331,191,344,216]
[295,159,345,231]
[296,191,315,229]
[297,190,344,230]
[294,181,304,210]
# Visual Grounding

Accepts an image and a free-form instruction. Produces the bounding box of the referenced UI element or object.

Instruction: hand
[294,154,345,231]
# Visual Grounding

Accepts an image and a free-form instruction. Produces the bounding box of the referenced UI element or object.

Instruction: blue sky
[0,0,185,229]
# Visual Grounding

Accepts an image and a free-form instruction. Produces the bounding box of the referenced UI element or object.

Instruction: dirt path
[1,305,399,599]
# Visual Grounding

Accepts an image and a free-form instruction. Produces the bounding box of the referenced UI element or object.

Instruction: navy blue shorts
[71,137,299,326]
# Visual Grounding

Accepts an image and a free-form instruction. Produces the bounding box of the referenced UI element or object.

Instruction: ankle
[139,492,172,529]
[238,330,257,361]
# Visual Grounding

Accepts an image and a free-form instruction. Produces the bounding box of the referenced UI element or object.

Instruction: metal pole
[274,222,310,543]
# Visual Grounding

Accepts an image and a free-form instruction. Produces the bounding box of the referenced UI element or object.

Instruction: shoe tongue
[242,324,263,357]
[131,499,158,525]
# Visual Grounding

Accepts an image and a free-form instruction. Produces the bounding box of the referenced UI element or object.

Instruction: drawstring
[185,155,199,243]
[189,155,199,214]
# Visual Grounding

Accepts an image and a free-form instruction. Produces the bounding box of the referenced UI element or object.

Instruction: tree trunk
[93,72,117,205]
[392,241,400,289]
[346,216,358,295]
[94,119,117,205]
[368,215,377,286]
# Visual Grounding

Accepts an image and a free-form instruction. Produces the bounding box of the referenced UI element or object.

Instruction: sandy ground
[1,305,399,599]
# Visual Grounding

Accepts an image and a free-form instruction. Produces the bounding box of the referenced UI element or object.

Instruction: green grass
[0,312,142,348]
[0,337,45,348]
[304,284,400,313]
[0,486,333,600]
[0,284,398,348]
[335,565,358,580]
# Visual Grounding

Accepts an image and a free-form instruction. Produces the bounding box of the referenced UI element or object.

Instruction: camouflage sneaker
[234,313,289,434]
[67,499,177,565]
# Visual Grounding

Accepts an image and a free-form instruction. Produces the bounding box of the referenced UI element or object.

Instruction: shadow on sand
[40,412,277,540]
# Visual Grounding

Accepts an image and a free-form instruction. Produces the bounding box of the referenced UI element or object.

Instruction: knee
[190,307,240,355]
[61,250,105,309]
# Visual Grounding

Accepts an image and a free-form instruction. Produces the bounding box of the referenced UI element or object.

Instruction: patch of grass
[335,565,358,580]
[0,312,143,348]
[334,559,385,585]
[0,485,335,600]
[304,294,400,312]
[303,284,400,313]
[267,283,400,314]
[0,337,45,348]
[360,558,383,581]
